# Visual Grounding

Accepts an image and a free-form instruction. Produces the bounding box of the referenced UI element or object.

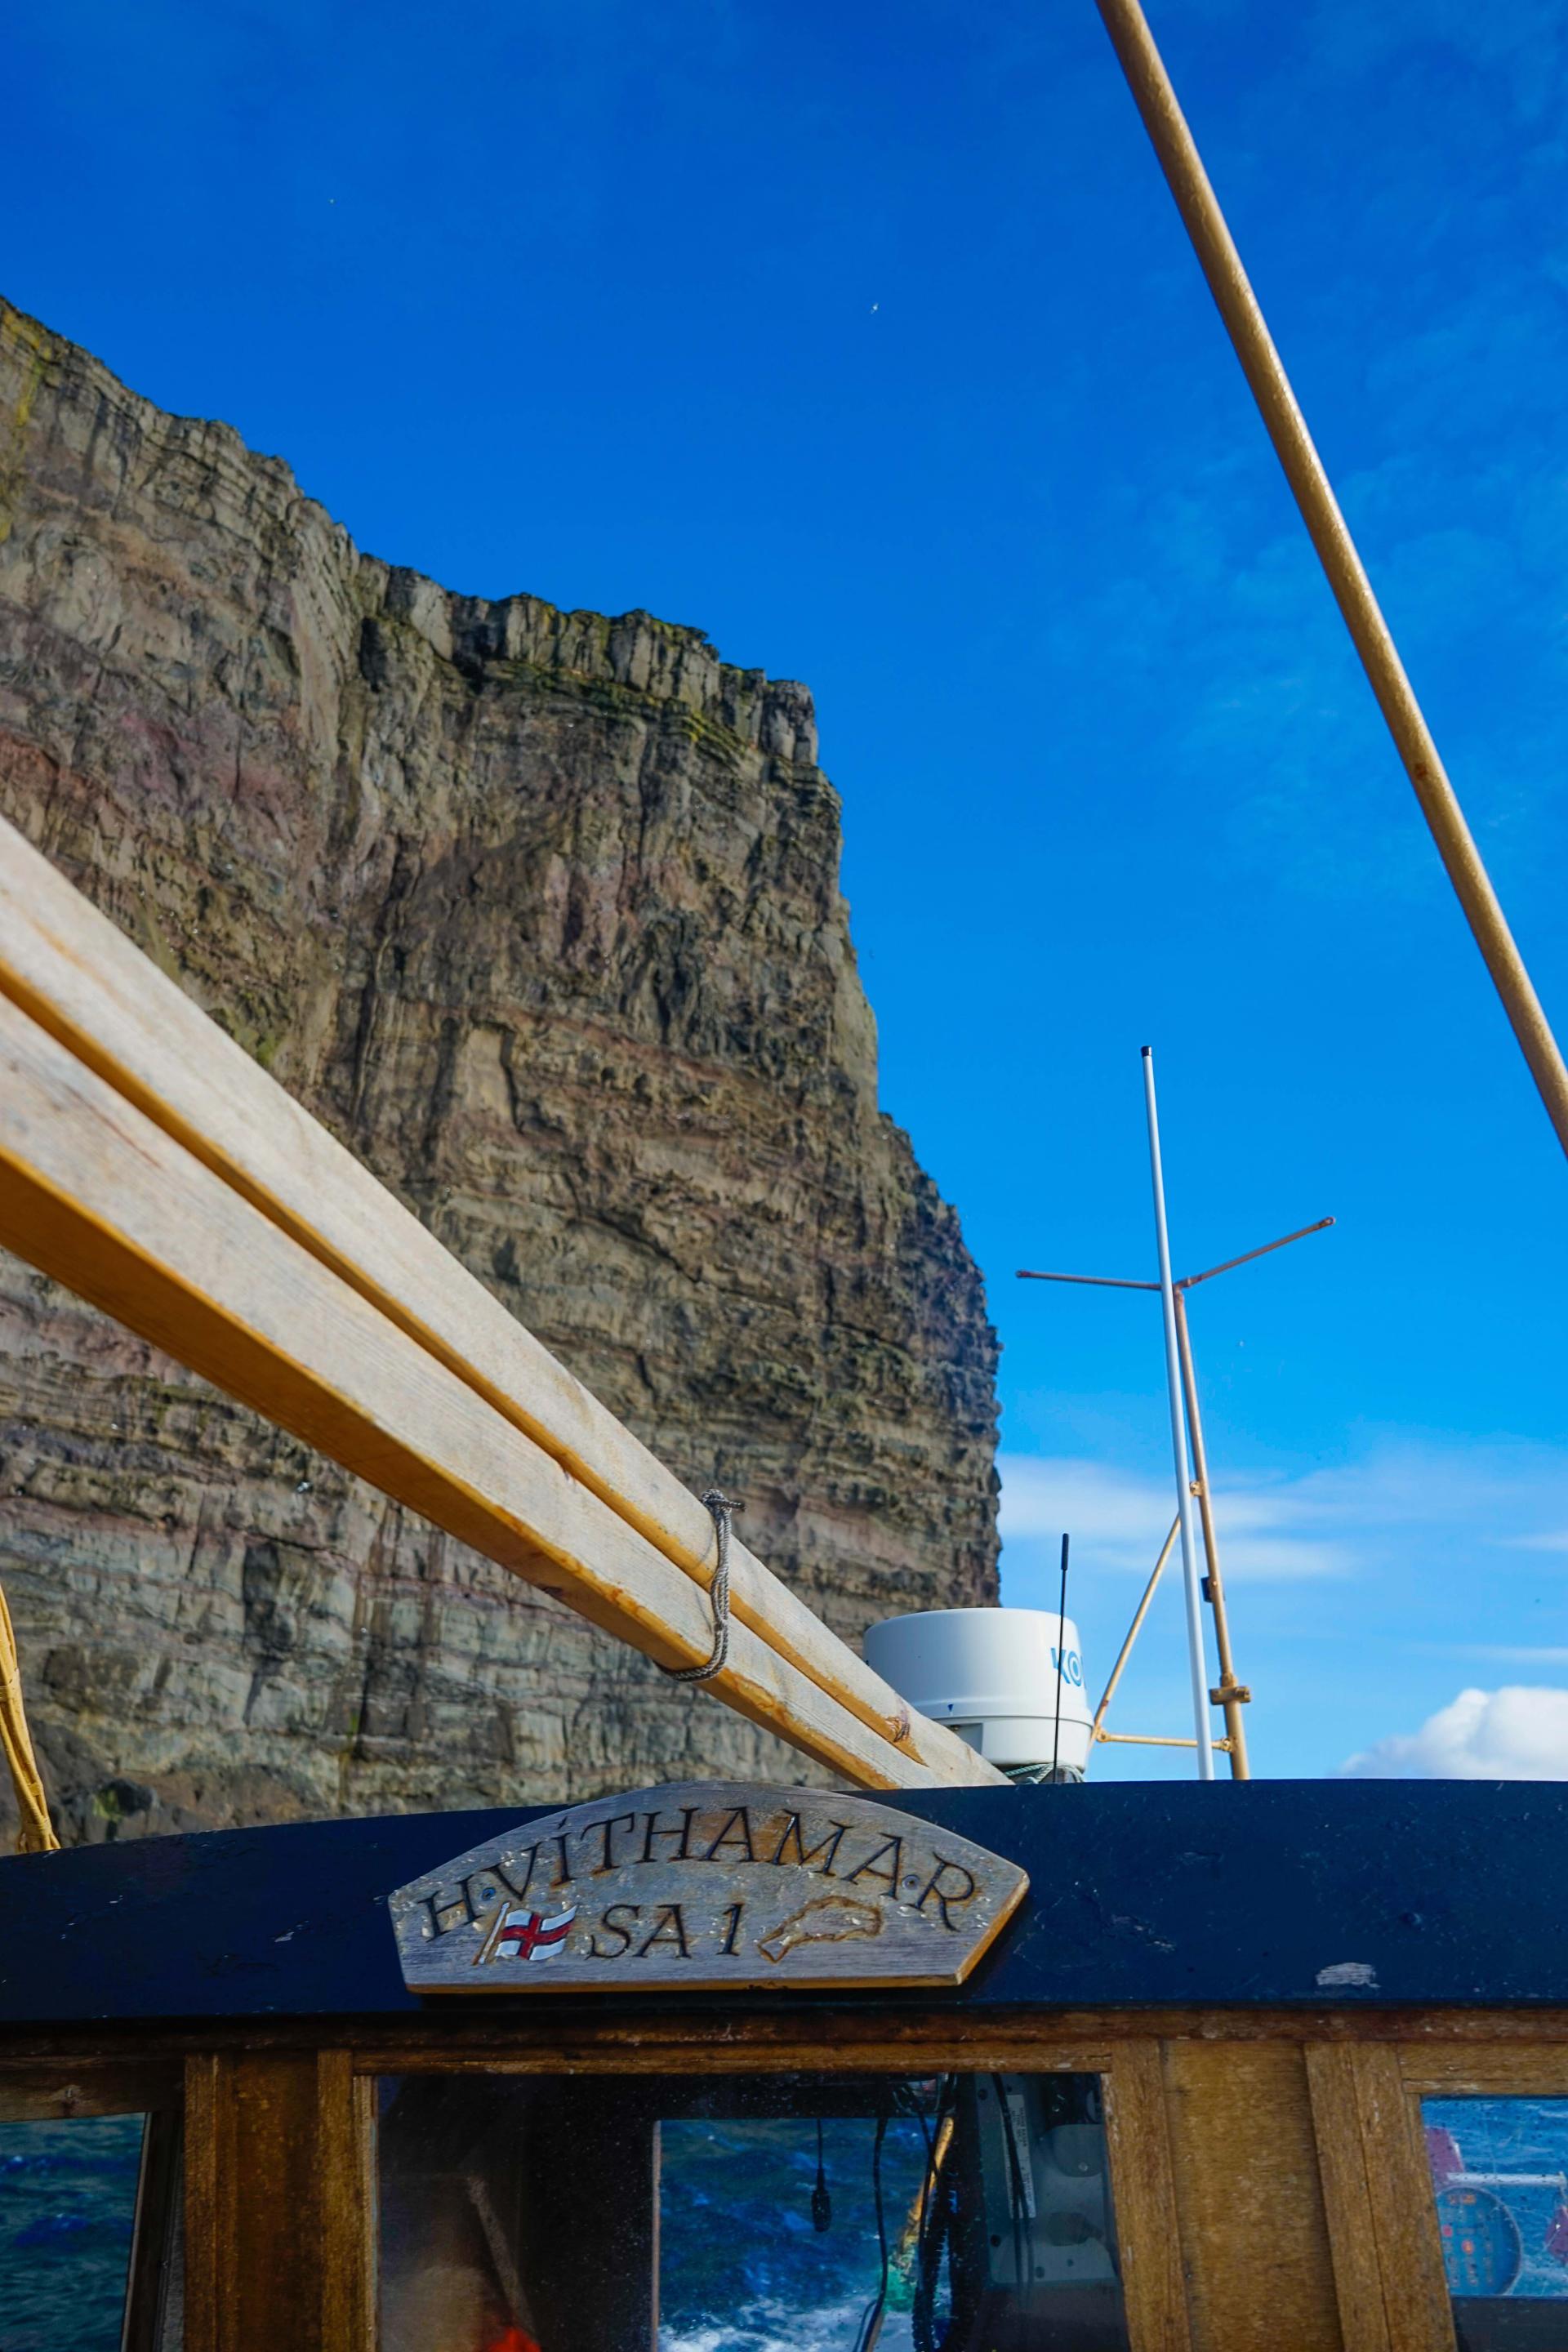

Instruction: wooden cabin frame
[8,1993,1568,2349]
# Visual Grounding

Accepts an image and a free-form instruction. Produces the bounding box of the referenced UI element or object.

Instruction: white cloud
[998,1439,1568,1586]
[1343,1687,1568,1780]
[1423,1646,1568,1667]
[998,1453,1352,1579]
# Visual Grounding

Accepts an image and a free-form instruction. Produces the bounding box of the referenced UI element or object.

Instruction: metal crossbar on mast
[1018,1120,1334,1781]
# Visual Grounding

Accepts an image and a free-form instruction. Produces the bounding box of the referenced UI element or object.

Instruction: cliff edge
[0,296,999,1841]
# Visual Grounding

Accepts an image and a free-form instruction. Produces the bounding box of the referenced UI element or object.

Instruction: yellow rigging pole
[1094,0,1568,1162]
[0,1581,57,1852]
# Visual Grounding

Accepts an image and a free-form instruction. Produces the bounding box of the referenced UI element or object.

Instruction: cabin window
[1423,2096,1568,2347]
[377,2069,1126,2351]
[0,2109,180,2351]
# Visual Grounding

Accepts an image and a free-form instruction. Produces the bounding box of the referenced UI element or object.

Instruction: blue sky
[9,0,1568,1779]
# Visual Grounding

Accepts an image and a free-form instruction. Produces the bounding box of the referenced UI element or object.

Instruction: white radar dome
[863,1607,1093,1781]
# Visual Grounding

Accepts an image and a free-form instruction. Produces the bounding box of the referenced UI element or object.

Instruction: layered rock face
[0,296,999,1844]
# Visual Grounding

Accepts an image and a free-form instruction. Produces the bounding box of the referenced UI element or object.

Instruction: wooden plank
[318,2051,376,2352]
[352,2034,1119,2077]
[1398,2040,1568,2096]
[1163,2039,1341,2352]
[1350,2046,1454,2352]
[186,2050,329,2352]
[225,2052,323,2352]
[0,2061,176,2120]
[1306,2043,1454,2352]
[0,2016,1116,2074]
[17,2005,1568,2075]
[1305,2042,1391,2352]
[183,2053,224,2352]
[0,813,997,1790]
[1102,2039,1192,2352]
[0,991,954,1789]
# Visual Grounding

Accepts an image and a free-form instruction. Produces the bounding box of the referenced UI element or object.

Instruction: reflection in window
[379,2071,1127,2352]
[1423,2098,1568,2349]
[0,2114,146,2352]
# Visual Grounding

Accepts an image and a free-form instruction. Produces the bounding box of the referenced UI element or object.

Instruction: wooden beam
[184,2051,323,2352]
[0,990,981,1788]
[317,2052,376,2352]
[0,814,999,1789]
[1304,2043,1454,2352]
[1101,2039,1192,2352]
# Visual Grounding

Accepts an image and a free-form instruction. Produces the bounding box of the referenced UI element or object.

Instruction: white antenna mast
[1141,1049,1214,1779]
[1018,1060,1335,1781]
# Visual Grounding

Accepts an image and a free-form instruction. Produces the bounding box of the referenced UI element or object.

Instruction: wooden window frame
[0,2060,183,2351]
[334,2022,1190,2352]
[53,2006,1568,2351]
[1307,2036,1568,2352]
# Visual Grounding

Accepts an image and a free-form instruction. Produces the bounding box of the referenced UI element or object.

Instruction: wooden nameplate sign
[390,1781,1028,1994]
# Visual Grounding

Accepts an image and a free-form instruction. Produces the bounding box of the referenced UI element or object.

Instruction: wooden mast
[0,816,1000,1793]
[1094,0,1568,1164]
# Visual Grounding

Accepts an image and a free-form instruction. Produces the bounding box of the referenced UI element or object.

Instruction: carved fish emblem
[757,1895,883,1964]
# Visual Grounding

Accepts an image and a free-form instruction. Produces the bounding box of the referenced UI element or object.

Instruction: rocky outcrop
[0,296,999,1844]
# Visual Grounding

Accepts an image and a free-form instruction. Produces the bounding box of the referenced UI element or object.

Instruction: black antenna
[1052,1532,1070,1784]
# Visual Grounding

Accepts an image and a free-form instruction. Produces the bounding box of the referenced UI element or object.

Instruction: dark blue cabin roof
[0,1780,1560,2029]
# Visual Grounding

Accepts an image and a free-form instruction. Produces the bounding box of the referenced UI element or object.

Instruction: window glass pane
[0,2114,146,2352]
[379,2071,1127,2352]
[1423,2097,1568,2348]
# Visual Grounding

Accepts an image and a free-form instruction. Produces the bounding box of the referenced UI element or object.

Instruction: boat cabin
[2,693,1567,2352]
[2,1775,1566,2352]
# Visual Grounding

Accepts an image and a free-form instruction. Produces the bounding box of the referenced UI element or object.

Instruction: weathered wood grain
[183,2051,325,2352]
[1165,2039,1342,2352]
[318,2051,376,2352]
[15,2013,1559,2352]
[1396,2041,1568,2096]
[1350,2045,1454,2352]
[0,992,976,1790]
[1307,2042,1454,2352]
[0,2062,176,2121]
[182,2053,224,2352]
[0,812,998,1790]
[1306,2041,1388,2352]
[11,2006,1568,2075]
[1103,2039,1192,2352]
[391,1782,1029,1994]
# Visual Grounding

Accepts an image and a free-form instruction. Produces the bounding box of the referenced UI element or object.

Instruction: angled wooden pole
[1095,0,1568,1163]
[0,815,997,1791]
[1090,1515,1178,1742]
[0,990,996,1791]
[0,1582,59,1852]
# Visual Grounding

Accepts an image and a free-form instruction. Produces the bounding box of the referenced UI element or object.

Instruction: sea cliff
[0,296,999,1841]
